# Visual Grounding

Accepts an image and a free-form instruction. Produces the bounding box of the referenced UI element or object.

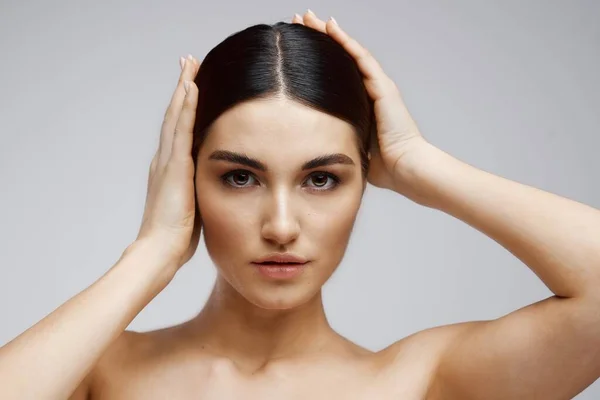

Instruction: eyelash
[220,169,341,192]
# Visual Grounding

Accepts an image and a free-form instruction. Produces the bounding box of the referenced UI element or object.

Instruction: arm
[0,54,202,400]
[0,239,176,400]
[401,142,600,400]
[291,11,600,398]
[0,239,177,399]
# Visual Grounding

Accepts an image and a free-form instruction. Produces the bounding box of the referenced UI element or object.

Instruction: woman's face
[195,97,366,310]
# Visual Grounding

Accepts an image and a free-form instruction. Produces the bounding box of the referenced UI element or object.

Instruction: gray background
[1,0,598,398]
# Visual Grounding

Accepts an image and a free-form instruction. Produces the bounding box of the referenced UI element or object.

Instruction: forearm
[0,238,176,400]
[398,142,600,299]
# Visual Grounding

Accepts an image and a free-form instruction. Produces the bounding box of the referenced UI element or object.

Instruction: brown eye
[311,174,328,187]
[305,172,340,191]
[222,170,257,188]
[232,172,250,185]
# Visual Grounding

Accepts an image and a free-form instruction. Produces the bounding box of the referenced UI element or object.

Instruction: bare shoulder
[94,329,154,368]
[374,321,486,398]
[377,320,484,365]
[86,327,182,397]
[69,331,143,400]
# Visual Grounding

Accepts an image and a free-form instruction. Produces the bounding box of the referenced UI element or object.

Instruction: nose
[260,187,300,245]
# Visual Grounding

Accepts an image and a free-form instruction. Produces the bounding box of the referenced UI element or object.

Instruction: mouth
[251,261,309,279]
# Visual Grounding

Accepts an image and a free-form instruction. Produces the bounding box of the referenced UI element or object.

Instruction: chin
[238,282,322,311]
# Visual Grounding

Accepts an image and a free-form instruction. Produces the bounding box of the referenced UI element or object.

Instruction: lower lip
[253,262,308,279]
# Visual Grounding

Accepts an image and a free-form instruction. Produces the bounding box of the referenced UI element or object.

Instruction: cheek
[196,191,252,260]
[307,190,363,260]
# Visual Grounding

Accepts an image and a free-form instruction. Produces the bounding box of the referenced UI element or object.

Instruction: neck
[185,275,338,367]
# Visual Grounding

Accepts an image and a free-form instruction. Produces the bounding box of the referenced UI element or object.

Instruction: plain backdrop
[1,0,599,398]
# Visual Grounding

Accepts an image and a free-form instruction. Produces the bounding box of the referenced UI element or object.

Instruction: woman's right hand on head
[0,55,204,400]
[135,54,202,271]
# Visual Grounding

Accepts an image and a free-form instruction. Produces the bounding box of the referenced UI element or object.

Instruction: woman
[1,10,599,400]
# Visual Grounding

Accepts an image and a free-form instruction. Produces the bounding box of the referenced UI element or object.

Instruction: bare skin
[2,9,600,400]
[72,319,461,400]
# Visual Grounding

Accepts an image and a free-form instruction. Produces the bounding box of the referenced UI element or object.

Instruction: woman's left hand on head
[292,10,431,196]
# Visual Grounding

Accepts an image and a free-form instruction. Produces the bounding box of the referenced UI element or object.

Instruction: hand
[135,54,203,269]
[292,11,430,196]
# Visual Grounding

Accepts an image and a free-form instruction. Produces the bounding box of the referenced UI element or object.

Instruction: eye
[222,170,259,188]
[304,172,340,191]
[221,170,341,191]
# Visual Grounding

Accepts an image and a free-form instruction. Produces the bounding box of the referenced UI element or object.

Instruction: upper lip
[253,253,309,264]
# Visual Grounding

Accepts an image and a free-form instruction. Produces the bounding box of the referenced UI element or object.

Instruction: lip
[252,262,309,279]
[253,252,308,264]
[252,253,310,280]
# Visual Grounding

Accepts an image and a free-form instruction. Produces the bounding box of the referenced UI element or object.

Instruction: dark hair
[191,21,374,176]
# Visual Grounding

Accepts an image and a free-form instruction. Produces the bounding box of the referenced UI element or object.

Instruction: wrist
[120,237,180,288]
[87,239,178,320]
[392,140,451,208]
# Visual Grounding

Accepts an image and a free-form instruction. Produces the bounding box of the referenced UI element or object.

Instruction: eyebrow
[208,150,355,172]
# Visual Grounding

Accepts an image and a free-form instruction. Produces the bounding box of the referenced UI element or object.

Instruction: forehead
[202,97,359,161]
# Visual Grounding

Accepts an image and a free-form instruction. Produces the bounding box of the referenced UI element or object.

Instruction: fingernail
[330,16,338,26]
[307,9,315,15]
[187,54,193,61]
[184,80,190,93]
[180,56,186,70]
[294,13,301,20]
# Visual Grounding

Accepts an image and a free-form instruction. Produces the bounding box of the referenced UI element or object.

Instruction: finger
[325,19,395,99]
[291,13,304,24]
[164,55,199,122]
[157,55,200,168]
[170,79,198,162]
[158,55,199,165]
[303,9,327,32]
